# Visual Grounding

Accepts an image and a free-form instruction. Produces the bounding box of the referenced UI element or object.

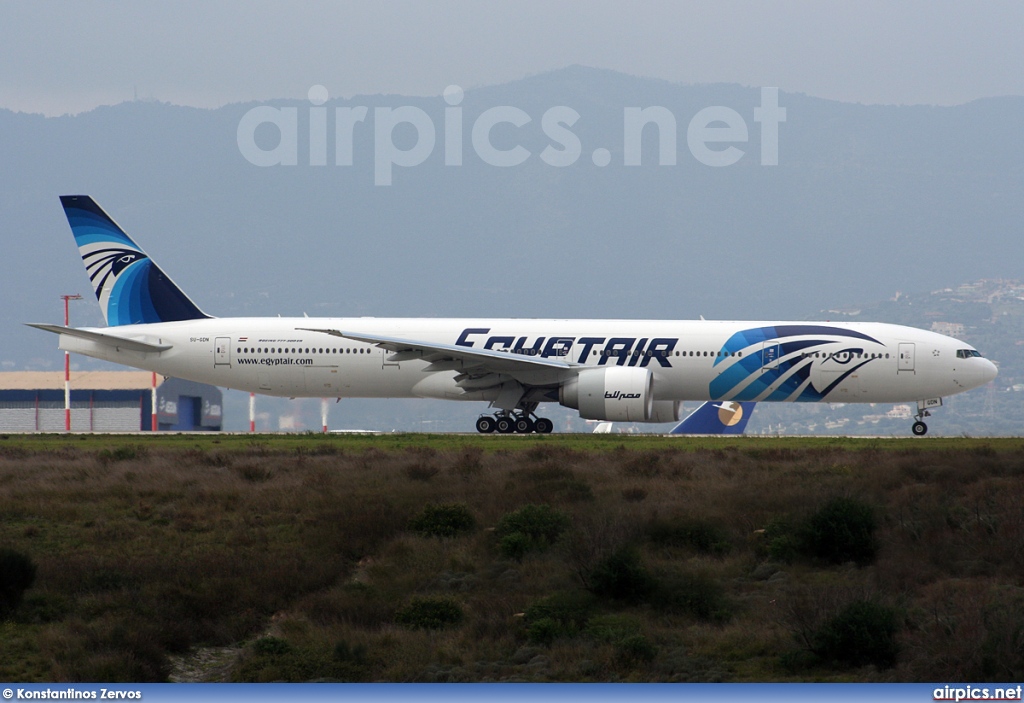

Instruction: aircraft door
[214,337,231,367]
[898,343,915,372]
[761,342,780,371]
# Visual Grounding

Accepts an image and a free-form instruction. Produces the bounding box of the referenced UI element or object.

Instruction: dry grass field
[1,433,1023,682]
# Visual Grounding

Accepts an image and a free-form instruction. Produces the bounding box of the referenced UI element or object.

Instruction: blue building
[0,372,222,432]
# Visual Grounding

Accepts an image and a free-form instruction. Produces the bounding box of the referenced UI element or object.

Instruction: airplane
[670,401,756,435]
[590,401,755,434]
[29,196,998,436]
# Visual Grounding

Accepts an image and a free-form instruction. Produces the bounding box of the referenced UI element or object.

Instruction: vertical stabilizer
[59,195,209,326]
[671,401,756,434]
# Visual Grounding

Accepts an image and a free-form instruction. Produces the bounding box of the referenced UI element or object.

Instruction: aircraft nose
[982,359,998,384]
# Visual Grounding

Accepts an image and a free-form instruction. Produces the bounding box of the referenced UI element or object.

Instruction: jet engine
[559,367,654,421]
[649,400,682,423]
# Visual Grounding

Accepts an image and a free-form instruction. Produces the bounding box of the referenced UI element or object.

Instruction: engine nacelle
[649,400,682,424]
[559,367,654,422]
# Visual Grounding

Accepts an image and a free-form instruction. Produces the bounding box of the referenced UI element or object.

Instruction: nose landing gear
[475,412,553,434]
[911,398,942,436]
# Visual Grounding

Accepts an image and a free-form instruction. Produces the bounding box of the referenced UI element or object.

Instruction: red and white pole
[64,344,71,432]
[249,392,256,433]
[151,372,158,431]
[321,398,329,434]
[61,294,82,432]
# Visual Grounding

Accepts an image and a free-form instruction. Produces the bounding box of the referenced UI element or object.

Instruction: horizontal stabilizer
[26,323,172,354]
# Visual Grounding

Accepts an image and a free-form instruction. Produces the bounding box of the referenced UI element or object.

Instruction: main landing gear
[475,412,553,434]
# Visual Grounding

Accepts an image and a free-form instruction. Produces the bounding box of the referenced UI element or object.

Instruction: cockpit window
[956,349,983,359]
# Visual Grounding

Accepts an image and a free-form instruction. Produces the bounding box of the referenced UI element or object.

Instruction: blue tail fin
[60,195,209,326]
[671,401,756,434]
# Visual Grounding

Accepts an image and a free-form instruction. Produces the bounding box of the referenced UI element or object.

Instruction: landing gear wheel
[533,417,554,434]
[496,416,516,434]
[476,416,496,434]
[514,416,534,434]
[912,421,928,436]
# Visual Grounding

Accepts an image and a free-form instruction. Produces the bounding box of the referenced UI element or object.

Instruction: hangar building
[0,372,222,432]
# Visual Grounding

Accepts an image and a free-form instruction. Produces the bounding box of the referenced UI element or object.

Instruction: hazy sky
[2,0,1022,115]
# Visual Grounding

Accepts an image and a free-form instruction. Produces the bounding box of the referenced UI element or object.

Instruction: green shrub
[96,445,146,465]
[0,549,37,616]
[540,477,595,503]
[763,517,801,563]
[526,617,563,645]
[589,548,655,604]
[524,591,596,644]
[252,636,292,656]
[235,464,274,483]
[652,571,733,624]
[495,504,570,559]
[15,592,70,624]
[331,640,371,679]
[451,447,484,476]
[616,634,658,665]
[403,463,439,481]
[333,640,368,663]
[582,614,655,664]
[409,503,476,538]
[499,532,531,562]
[584,614,641,643]
[801,497,878,565]
[236,640,368,682]
[812,600,899,669]
[621,451,663,477]
[648,518,732,557]
[764,497,879,566]
[395,596,464,629]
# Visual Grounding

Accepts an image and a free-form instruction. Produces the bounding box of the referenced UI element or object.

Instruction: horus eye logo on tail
[83,246,149,300]
[60,195,209,326]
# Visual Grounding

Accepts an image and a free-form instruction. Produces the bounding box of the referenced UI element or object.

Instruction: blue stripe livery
[709,325,882,402]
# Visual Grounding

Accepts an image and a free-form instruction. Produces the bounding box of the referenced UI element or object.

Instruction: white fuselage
[56,317,997,407]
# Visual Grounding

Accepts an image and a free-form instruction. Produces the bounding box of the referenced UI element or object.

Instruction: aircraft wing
[298,327,580,379]
[26,323,173,354]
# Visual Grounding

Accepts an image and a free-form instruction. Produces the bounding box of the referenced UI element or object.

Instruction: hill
[2,66,1020,433]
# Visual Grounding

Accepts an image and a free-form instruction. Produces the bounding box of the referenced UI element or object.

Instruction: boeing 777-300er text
[29,196,998,436]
